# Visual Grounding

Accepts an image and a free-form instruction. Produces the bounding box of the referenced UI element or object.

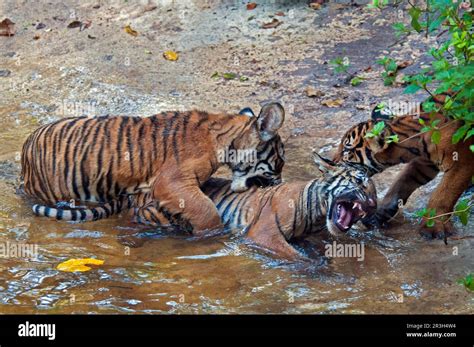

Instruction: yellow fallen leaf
[57,258,104,272]
[163,50,179,61]
[124,24,138,37]
[321,99,344,108]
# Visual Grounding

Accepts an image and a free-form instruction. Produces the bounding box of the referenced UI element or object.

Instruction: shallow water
[0,111,473,314]
[0,0,473,315]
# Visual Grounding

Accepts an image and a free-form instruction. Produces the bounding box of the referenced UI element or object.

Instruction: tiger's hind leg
[363,158,439,229]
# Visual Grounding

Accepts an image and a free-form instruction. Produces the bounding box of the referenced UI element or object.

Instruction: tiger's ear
[257,102,285,141]
[239,107,255,117]
[371,102,394,121]
[313,152,337,174]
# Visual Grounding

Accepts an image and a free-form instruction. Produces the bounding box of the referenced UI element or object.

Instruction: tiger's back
[22,113,205,204]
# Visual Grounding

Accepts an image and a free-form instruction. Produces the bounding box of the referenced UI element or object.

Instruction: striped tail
[32,197,132,222]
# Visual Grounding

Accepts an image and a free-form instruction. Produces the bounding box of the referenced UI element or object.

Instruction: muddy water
[0,109,473,314]
[1,1,473,314]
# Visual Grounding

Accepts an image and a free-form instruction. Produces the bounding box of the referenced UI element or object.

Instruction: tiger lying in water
[333,92,474,239]
[32,146,376,260]
[22,103,285,235]
[132,154,376,260]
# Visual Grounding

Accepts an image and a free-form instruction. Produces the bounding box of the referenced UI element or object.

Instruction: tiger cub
[132,154,377,260]
[32,122,285,227]
[333,93,474,239]
[21,103,285,234]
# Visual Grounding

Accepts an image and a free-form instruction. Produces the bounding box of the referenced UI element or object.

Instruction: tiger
[128,154,377,260]
[31,126,285,227]
[21,102,285,235]
[333,92,474,239]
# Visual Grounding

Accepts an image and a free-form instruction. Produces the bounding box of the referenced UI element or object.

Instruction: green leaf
[383,76,395,86]
[222,72,236,80]
[455,198,470,225]
[458,274,474,291]
[211,71,219,79]
[387,60,398,72]
[415,208,428,218]
[470,145,474,153]
[350,76,363,86]
[431,130,441,144]
[373,121,385,135]
[452,124,471,144]
[404,83,422,94]
[464,128,474,141]
[386,135,399,144]
[409,7,422,32]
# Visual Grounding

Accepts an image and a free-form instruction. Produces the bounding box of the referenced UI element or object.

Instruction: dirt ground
[0,0,473,314]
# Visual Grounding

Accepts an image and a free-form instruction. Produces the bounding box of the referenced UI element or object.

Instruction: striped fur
[31,133,285,224]
[130,157,377,260]
[21,103,286,233]
[333,93,474,238]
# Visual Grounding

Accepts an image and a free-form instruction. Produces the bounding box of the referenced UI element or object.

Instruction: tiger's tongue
[338,205,352,229]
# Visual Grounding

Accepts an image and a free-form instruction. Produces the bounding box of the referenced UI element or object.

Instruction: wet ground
[0,0,473,314]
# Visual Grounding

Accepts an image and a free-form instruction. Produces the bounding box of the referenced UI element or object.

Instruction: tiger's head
[333,101,432,175]
[332,120,386,175]
[228,103,285,192]
[313,153,377,235]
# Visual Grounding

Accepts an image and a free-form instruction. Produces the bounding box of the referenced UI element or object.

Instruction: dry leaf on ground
[305,86,325,97]
[124,24,138,36]
[0,18,15,36]
[163,50,179,61]
[262,18,281,29]
[246,3,257,10]
[397,60,413,69]
[321,99,344,108]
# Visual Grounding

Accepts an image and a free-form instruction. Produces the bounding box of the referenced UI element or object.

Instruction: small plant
[414,198,472,227]
[457,274,474,292]
[350,76,364,86]
[330,57,350,74]
[368,0,389,9]
[330,56,366,87]
[376,56,398,86]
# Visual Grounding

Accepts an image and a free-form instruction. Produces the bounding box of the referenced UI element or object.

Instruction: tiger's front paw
[419,220,456,240]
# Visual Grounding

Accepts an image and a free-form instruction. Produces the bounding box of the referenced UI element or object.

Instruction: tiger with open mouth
[131,153,377,260]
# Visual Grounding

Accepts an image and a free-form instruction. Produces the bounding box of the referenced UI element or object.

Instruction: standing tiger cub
[333,93,474,239]
[21,103,285,234]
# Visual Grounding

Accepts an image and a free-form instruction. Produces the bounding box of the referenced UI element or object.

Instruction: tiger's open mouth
[332,200,369,232]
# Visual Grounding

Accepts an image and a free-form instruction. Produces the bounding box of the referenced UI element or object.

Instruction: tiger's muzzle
[330,192,377,234]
